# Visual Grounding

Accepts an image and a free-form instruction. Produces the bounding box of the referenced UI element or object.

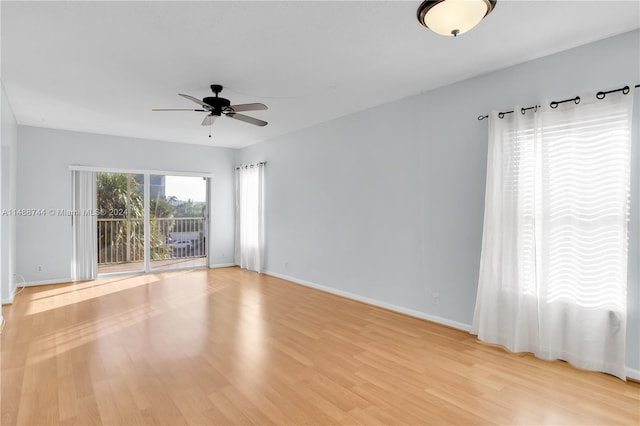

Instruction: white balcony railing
[97,217,206,265]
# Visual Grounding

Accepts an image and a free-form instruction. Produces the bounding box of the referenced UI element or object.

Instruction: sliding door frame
[69,165,214,276]
[143,173,151,273]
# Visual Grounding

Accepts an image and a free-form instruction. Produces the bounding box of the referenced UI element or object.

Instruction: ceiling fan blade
[228,103,268,112]
[226,112,268,127]
[179,94,210,108]
[201,115,217,126]
[152,108,206,111]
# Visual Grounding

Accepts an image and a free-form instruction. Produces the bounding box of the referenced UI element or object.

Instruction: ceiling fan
[152,84,268,128]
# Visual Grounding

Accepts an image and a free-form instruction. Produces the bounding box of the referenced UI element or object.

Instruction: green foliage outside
[97,173,205,263]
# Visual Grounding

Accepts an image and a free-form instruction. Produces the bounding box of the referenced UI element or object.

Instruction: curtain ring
[498,112,505,119]
[550,101,558,109]
[622,86,630,95]
[521,107,526,115]
[596,91,605,100]
[574,96,581,104]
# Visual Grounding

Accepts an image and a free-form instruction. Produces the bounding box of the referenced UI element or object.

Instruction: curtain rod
[68,164,214,178]
[477,84,639,121]
[235,161,266,170]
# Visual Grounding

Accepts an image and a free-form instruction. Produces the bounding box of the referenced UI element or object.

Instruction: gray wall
[1,81,18,305]
[16,126,237,284]
[239,30,640,374]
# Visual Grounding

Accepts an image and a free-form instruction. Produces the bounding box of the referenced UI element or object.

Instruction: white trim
[150,265,208,273]
[265,270,640,381]
[264,270,472,332]
[68,165,214,179]
[1,286,15,305]
[18,278,72,287]
[209,263,235,269]
[206,178,214,267]
[626,367,640,382]
[143,174,151,273]
[97,270,145,279]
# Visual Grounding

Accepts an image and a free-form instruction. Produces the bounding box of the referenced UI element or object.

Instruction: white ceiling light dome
[417,0,497,37]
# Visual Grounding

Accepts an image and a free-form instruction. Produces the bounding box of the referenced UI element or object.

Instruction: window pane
[96,172,145,274]
[150,175,208,271]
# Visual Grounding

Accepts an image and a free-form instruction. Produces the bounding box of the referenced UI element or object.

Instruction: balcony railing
[97,217,206,265]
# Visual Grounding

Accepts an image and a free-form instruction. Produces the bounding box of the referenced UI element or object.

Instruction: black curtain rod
[478,84,639,121]
[235,161,266,170]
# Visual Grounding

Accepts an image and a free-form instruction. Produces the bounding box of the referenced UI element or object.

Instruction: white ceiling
[2,1,639,148]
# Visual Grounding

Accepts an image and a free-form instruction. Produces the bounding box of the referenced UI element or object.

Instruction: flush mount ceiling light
[417,0,497,37]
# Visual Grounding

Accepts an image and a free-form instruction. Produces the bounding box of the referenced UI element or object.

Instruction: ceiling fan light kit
[153,84,268,132]
[417,0,497,37]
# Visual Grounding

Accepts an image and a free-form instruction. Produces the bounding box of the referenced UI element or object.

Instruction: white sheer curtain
[71,170,97,281]
[472,91,634,380]
[235,163,265,272]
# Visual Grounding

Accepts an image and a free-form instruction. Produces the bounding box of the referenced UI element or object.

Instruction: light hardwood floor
[1,267,638,425]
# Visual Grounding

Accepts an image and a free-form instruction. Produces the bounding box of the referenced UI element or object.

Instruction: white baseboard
[626,367,640,381]
[209,263,236,269]
[265,270,640,381]
[3,278,73,304]
[22,278,72,287]
[1,286,16,305]
[5,267,638,381]
[264,270,472,332]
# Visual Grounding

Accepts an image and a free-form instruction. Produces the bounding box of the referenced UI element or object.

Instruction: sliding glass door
[150,175,208,271]
[96,172,209,275]
[97,172,145,274]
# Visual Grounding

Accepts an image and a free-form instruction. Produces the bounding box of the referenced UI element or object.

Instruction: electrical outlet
[432,292,440,305]
[36,265,43,273]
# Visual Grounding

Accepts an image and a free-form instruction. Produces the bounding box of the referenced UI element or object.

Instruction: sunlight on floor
[2,268,638,426]
[25,270,225,365]
[25,275,160,315]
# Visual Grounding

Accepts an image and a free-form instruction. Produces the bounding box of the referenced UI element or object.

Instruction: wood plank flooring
[1,267,639,425]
